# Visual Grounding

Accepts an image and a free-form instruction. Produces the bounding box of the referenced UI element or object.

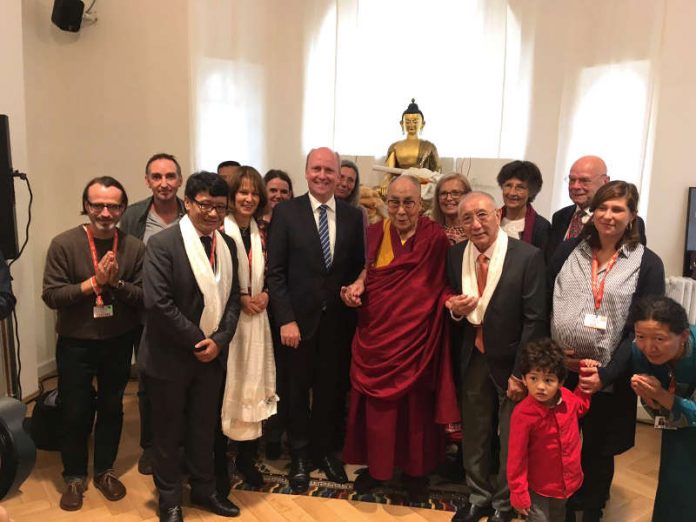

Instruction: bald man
[547,155,646,259]
[267,147,365,493]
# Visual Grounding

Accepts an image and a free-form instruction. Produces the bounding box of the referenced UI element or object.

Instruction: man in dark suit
[446,192,547,522]
[138,172,241,522]
[267,147,365,493]
[547,155,646,259]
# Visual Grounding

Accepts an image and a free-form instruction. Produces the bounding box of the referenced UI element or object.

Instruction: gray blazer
[137,224,240,381]
[447,237,548,388]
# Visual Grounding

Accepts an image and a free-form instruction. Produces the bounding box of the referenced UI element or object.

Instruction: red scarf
[501,204,537,244]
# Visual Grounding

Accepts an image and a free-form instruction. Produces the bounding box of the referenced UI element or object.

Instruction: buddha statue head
[400,98,425,137]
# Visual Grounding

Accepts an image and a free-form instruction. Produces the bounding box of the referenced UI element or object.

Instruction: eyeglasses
[386,199,417,211]
[461,210,495,225]
[439,190,466,200]
[86,202,124,213]
[192,199,228,215]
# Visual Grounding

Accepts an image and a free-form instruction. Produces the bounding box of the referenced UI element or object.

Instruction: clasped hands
[564,348,603,394]
[95,251,120,287]
[631,373,673,410]
[241,291,269,315]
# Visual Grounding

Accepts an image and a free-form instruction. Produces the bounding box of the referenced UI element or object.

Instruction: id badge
[583,313,608,330]
[654,416,677,430]
[93,304,114,319]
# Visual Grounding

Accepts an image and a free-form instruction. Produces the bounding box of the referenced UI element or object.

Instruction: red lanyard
[591,249,619,311]
[208,233,217,269]
[84,225,118,306]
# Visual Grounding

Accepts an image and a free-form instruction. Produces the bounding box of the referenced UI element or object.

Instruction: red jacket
[507,387,591,510]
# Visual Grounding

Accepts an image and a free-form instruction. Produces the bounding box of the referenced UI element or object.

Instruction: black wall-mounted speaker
[0,115,18,260]
[51,0,85,33]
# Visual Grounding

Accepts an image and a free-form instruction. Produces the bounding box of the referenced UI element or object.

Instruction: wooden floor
[2,382,659,521]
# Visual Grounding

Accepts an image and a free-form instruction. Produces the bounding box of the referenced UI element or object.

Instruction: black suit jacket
[138,225,241,381]
[547,204,647,261]
[447,237,548,388]
[267,194,365,338]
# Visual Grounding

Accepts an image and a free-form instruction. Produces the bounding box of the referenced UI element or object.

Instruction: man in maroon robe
[341,175,459,497]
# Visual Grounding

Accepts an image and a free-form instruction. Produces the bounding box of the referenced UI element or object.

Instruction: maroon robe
[343,216,460,480]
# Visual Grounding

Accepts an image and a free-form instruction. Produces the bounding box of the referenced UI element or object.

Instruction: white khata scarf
[460,231,508,325]
[179,214,232,336]
[221,216,278,441]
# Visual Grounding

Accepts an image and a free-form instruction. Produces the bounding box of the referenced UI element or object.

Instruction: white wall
[0,1,40,397]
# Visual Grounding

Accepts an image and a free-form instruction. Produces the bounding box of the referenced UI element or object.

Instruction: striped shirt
[551,240,644,366]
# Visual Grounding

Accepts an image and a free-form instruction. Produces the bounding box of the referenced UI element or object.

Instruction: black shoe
[288,456,312,493]
[265,441,282,460]
[159,506,184,522]
[353,469,383,494]
[488,509,514,522]
[581,508,604,522]
[402,474,429,503]
[138,448,154,475]
[190,491,240,517]
[451,503,492,522]
[315,454,348,484]
[235,456,264,488]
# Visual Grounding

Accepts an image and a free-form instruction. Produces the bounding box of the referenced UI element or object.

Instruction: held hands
[507,375,527,401]
[95,251,119,287]
[241,291,269,315]
[445,294,479,318]
[340,279,365,308]
[193,338,220,363]
[578,358,603,394]
[281,321,301,349]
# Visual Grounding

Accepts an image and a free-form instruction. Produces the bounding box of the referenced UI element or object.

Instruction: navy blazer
[266,194,365,339]
[447,237,548,388]
[138,225,241,381]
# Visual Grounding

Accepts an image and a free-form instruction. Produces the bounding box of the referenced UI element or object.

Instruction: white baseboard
[38,358,56,378]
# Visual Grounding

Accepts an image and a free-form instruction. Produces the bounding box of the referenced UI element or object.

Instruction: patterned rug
[228,453,469,512]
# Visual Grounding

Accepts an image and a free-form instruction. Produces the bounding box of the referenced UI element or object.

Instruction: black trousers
[285,310,351,458]
[56,332,134,480]
[263,325,288,444]
[132,324,152,451]
[146,361,223,510]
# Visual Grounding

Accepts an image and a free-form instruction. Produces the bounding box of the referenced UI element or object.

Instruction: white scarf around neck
[179,214,233,336]
[461,231,508,325]
[221,215,277,440]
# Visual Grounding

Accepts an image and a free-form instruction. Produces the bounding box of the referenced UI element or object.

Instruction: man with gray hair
[267,147,365,493]
[340,174,459,499]
[446,191,547,522]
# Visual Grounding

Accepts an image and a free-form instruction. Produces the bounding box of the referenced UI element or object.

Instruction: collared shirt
[308,192,336,258]
[551,240,644,366]
[508,387,590,508]
[564,205,592,240]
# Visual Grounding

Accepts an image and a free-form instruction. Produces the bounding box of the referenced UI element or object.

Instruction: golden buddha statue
[385,99,441,173]
[378,99,442,208]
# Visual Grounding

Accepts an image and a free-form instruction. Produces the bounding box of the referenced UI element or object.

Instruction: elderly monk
[341,175,459,498]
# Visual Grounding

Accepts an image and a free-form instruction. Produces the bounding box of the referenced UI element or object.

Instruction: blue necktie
[318,204,332,269]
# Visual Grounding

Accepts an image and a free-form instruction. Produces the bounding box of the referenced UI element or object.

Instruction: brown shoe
[60,480,85,511]
[94,470,126,501]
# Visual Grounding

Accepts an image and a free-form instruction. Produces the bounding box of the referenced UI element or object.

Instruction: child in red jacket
[507,339,597,521]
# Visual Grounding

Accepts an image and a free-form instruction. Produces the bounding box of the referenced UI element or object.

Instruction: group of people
[36,146,694,522]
